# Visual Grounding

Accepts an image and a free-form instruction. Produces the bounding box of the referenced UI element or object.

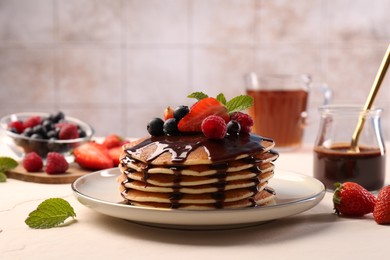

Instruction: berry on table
[230,112,253,134]
[147,118,164,136]
[102,134,123,149]
[45,152,69,174]
[333,182,376,217]
[173,105,190,121]
[373,185,390,225]
[73,142,114,170]
[23,152,44,172]
[201,115,227,139]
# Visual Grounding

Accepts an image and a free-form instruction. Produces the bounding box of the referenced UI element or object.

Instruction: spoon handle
[351,44,390,150]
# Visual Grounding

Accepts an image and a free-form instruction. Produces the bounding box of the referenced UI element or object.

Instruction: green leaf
[0,157,18,172]
[226,95,254,113]
[25,198,76,229]
[187,92,208,101]
[216,93,227,105]
[0,172,7,182]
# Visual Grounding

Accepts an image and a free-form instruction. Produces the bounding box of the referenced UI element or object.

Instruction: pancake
[118,133,279,210]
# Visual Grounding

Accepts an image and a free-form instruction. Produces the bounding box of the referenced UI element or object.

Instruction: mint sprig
[25,198,76,229]
[0,157,18,182]
[187,92,253,113]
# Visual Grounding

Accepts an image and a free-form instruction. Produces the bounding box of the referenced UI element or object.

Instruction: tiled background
[1,0,390,144]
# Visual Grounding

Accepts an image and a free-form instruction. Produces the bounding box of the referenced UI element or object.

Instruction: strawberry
[102,134,123,149]
[73,142,114,170]
[108,146,122,165]
[333,182,376,217]
[373,185,390,225]
[163,106,174,121]
[178,97,229,132]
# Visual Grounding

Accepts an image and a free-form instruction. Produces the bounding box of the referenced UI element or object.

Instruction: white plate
[72,168,325,230]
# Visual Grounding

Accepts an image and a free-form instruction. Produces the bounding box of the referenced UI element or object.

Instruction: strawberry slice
[108,146,123,165]
[73,142,114,170]
[178,97,229,132]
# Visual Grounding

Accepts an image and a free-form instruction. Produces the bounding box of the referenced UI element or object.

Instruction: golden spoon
[350,44,390,152]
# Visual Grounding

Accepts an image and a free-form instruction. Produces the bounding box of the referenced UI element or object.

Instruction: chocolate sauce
[125,134,271,164]
[313,144,385,191]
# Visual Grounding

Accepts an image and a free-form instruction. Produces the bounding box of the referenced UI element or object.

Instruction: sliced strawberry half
[178,97,229,132]
[108,146,123,165]
[73,142,114,170]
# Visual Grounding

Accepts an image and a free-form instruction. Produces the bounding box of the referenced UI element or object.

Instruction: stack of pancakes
[118,134,278,210]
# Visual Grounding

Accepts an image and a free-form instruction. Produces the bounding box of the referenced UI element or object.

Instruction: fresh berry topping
[201,115,227,139]
[45,152,69,174]
[73,142,114,170]
[147,118,164,136]
[230,112,253,134]
[8,121,24,134]
[58,123,79,140]
[108,146,122,165]
[22,152,43,172]
[163,106,174,121]
[102,134,123,149]
[163,118,179,136]
[373,185,390,225]
[23,116,42,129]
[178,97,229,132]
[333,182,376,217]
[226,120,241,135]
[173,105,190,121]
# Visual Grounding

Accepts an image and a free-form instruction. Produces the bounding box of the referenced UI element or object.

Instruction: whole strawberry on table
[333,182,390,225]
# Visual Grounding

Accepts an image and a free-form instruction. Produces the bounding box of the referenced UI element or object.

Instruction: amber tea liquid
[247,89,308,148]
[313,143,385,191]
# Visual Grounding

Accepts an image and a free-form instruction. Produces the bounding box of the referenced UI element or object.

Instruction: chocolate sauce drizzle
[121,134,277,209]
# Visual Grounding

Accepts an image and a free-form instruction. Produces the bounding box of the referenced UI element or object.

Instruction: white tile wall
[0,0,389,142]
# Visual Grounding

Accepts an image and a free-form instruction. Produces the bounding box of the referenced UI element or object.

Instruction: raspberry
[23,152,43,172]
[8,121,24,134]
[201,115,227,139]
[23,116,42,129]
[230,112,253,134]
[58,123,79,140]
[45,152,69,174]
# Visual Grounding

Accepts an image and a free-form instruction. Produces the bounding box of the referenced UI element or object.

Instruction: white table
[1,143,388,260]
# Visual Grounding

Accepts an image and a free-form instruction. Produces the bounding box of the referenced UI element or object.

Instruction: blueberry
[78,128,86,138]
[32,125,46,138]
[42,119,53,132]
[46,130,58,139]
[163,118,179,136]
[227,120,241,135]
[173,105,189,121]
[147,118,164,136]
[22,127,34,137]
[51,111,65,123]
[30,133,43,140]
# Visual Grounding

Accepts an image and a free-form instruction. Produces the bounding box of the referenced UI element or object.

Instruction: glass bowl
[0,112,94,160]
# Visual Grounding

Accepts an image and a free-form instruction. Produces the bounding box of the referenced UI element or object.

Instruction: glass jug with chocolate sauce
[313,105,386,191]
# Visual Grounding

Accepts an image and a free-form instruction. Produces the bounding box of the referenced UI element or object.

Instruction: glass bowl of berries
[0,111,94,160]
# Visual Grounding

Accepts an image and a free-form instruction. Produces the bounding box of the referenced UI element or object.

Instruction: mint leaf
[216,93,227,105]
[0,157,18,172]
[187,92,208,101]
[25,198,76,229]
[226,95,254,113]
[0,172,6,182]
